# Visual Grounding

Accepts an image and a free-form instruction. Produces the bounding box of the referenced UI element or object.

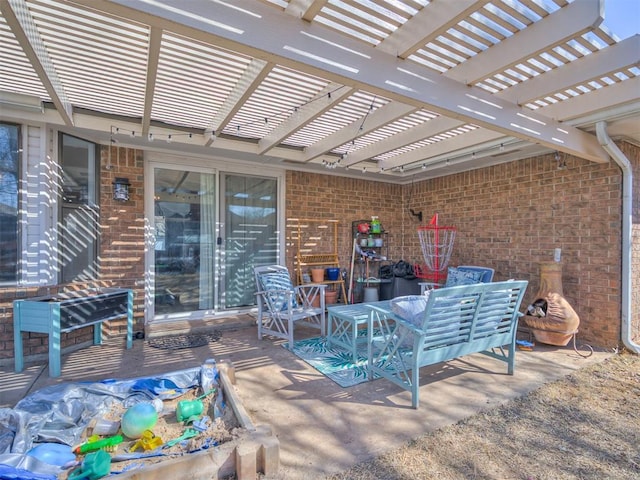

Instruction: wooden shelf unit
[294,219,348,304]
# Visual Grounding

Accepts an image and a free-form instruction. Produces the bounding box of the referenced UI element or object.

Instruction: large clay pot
[536,262,564,296]
[524,292,580,346]
[523,262,579,346]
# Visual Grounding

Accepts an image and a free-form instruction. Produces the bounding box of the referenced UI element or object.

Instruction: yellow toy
[130,430,163,452]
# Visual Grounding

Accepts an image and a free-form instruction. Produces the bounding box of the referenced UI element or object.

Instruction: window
[0,123,19,283]
[59,133,99,283]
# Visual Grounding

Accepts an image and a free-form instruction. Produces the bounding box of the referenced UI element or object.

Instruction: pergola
[0,0,638,181]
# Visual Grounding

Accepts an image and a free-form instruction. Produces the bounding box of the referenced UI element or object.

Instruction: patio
[1,0,638,379]
[0,319,611,479]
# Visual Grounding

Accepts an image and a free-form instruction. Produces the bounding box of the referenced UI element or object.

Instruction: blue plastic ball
[121,402,158,439]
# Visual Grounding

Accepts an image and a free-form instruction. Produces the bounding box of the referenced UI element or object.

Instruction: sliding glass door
[220,174,278,309]
[148,163,280,320]
[152,166,217,316]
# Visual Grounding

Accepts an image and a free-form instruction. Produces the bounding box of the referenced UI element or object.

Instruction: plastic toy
[164,428,198,448]
[516,339,535,351]
[192,415,211,432]
[176,399,203,423]
[27,443,76,466]
[121,402,158,438]
[73,435,123,454]
[130,430,163,452]
[175,387,217,423]
[68,450,111,480]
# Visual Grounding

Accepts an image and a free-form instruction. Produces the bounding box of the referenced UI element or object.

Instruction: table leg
[94,322,103,345]
[126,290,134,349]
[326,311,334,348]
[13,302,24,373]
[49,305,62,378]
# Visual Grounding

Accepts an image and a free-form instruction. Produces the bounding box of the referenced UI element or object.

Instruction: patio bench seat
[367,280,528,408]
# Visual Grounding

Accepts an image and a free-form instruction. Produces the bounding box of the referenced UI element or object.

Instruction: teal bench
[367,280,528,408]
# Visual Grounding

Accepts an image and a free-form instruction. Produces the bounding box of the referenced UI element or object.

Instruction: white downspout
[595,121,639,354]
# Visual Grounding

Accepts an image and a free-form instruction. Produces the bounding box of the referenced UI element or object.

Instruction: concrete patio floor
[0,317,612,479]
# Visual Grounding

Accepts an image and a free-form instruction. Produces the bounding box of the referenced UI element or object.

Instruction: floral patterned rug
[284,336,371,388]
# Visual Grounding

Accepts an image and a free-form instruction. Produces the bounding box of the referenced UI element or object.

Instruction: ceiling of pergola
[0,0,638,182]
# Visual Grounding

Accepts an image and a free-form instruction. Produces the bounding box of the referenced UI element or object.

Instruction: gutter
[595,122,639,354]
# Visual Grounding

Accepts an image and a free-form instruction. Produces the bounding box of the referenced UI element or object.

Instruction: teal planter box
[14,288,134,377]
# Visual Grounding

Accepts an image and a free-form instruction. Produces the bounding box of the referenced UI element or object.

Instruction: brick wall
[285,142,639,349]
[401,143,640,349]
[0,145,146,363]
[285,171,404,273]
[98,145,147,335]
[2,140,638,363]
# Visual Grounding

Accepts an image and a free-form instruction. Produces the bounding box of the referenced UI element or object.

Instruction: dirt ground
[325,351,640,480]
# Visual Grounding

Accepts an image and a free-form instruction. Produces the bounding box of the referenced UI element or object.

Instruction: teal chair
[254,265,326,348]
[419,265,495,294]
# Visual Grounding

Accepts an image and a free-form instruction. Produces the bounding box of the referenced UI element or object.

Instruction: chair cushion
[259,271,298,311]
[445,267,482,287]
[390,293,430,328]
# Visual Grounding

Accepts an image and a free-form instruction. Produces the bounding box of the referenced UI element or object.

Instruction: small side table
[14,288,134,377]
[327,301,390,363]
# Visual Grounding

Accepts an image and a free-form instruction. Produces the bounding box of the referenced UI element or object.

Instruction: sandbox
[0,359,278,479]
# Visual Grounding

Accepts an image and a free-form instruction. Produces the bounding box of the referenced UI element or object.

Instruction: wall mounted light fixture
[555,151,567,170]
[113,177,131,201]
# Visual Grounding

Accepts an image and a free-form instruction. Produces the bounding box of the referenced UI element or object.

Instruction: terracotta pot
[325,290,338,304]
[310,268,325,283]
[523,262,577,346]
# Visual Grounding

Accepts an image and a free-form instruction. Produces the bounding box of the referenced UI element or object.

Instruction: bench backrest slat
[411,281,528,350]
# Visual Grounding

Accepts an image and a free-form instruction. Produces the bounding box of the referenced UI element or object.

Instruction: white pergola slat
[539,77,640,123]
[141,26,162,135]
[382,128,507,172]
[376,0,485,58]
[285,0,329,22]
[1,0,637,181]
[258,82,353,154]
[381,128,501,171]
[341,116,464,167]
[104,0,609,163]
[1,0,72,124]
[303,100,415,161]
[445,0,604,86]
[497,35,640,106]
[205,57,272,146]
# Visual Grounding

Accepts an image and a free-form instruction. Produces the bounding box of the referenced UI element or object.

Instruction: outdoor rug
[284,335,373,388]
[148,330,222,350]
